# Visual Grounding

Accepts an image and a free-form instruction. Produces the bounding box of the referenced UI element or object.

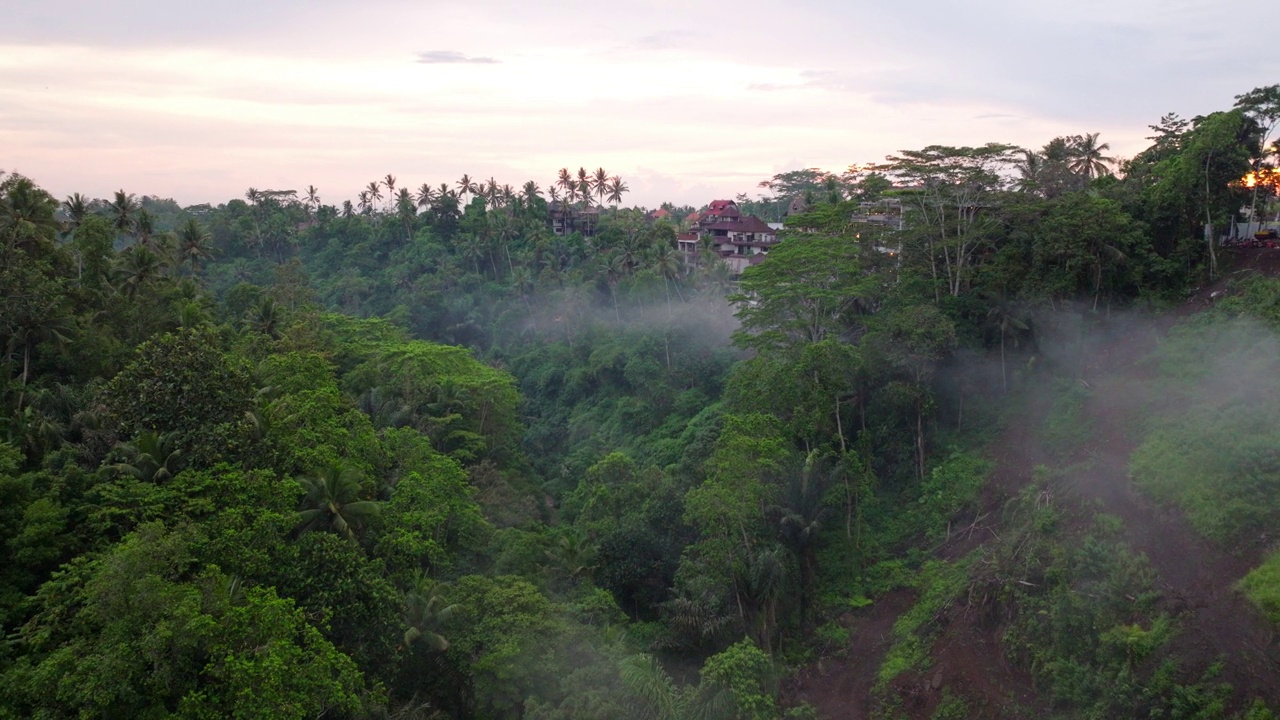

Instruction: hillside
[789,249,1280,719]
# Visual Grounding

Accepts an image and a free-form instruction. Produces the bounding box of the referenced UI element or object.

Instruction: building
[549,202,599,237]
[681,199,780,276]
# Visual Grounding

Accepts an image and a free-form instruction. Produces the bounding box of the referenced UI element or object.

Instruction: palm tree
[456,174,475,202]
[520,180,542,210]
[653,244,686,307]
[592,167,609,205]
[606,176,629,207]
[108,189,139,236]
[177,218,213,275]
[556,168,574,196]
[383,174,397,209]
[304,185,320,214]
[773,453,831,631]
[546,527,597,583]
[415,183,435,209]
[295,462,383,541]
[245,296,284,339]
[1014,149,1043,194]
[984,293,1029,392]
[115,245,162,297]
[1,175,61,252]
[1070,132,1115,179]
[62,192,89,231]
[342,200,355,218]
[110,431,185,482]
[402,574,460,651]
[576,168,591,205]
[619,654,683,720]
[357,190,371,215]
[366,181,383,213]
[134,208,156,247]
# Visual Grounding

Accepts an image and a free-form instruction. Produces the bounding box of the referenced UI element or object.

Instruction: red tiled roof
[698,215,776,234]
[676,232,699,241]
[685,212,702,221]
[707,199,738,212]
[650,208,671,218]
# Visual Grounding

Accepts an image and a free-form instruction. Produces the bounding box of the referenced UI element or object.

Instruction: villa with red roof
[678,199,779,275]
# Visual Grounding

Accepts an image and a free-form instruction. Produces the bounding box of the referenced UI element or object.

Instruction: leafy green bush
[1237,551,1280,627]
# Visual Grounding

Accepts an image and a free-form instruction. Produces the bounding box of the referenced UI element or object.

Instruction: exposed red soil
[784,590,915,719]
[788,248,1280,718]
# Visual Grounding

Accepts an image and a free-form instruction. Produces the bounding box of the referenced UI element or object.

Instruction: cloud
[415,50,499,65]
[634,30,696,51]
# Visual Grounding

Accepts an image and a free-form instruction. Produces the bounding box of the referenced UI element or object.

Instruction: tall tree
[177,218,213,275]
[592,167,610,206]
[107,189,139,237]
[62,192,89,231]
[1234,84,1280,227]
[607,176,629,207]
[1070,132,1116,179]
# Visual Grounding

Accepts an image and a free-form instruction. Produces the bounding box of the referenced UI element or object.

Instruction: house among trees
[549,201,599,237]
[678,199,780,275]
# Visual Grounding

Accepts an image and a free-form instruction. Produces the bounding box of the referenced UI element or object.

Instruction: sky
[2,0,1277,209]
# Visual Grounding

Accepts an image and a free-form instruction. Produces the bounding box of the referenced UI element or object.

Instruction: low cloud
[415,50,499,65]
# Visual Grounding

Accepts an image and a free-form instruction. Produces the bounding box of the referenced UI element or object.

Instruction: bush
[1237,551,1280,627]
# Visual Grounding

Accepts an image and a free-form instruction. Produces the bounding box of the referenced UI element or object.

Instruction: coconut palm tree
[383,174,397,209]
[115,245,162,297]
[520,180,542,210]
[110,431,185,483]
[556,168,574,197]
[1,174,60,252]
[1070,132,1115,179]
[342,200,355,218]
[62,192,89,231]
[304,185,320,214]
[366,181,383,212]
[107,189,139,237]
[607,176,629,207]
[456,174,476,202]
[592,167,610,205]
[295,461,382,542]
[357,191,371,215]
[773,452,831,631]
[177,218,213,275]
[245,296,284,339]
[415,183,436,209]
[401,574,460,651]
[134,208,156,247]
[1014,149,1043,194]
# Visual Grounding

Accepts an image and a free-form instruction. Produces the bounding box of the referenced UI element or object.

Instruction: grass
[1237,551,1280,627]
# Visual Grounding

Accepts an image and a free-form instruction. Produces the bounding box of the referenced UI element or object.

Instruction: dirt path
[1077,315,1280,704]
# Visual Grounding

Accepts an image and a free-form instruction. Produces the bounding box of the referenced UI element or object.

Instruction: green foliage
[1130,301,1280,543]
[877,558,970,687]
[372,438,491,578]
[915,451,991,541]
[4,523,364,719]
[343,339,520,463]
[699,638,779,720]
[1237,551,1280,627]
[101,327,254,463]
[731,233,877,354]
[447,574,562,717]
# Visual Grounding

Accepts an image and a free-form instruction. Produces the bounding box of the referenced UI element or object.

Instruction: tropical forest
[2,85,1280,720]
